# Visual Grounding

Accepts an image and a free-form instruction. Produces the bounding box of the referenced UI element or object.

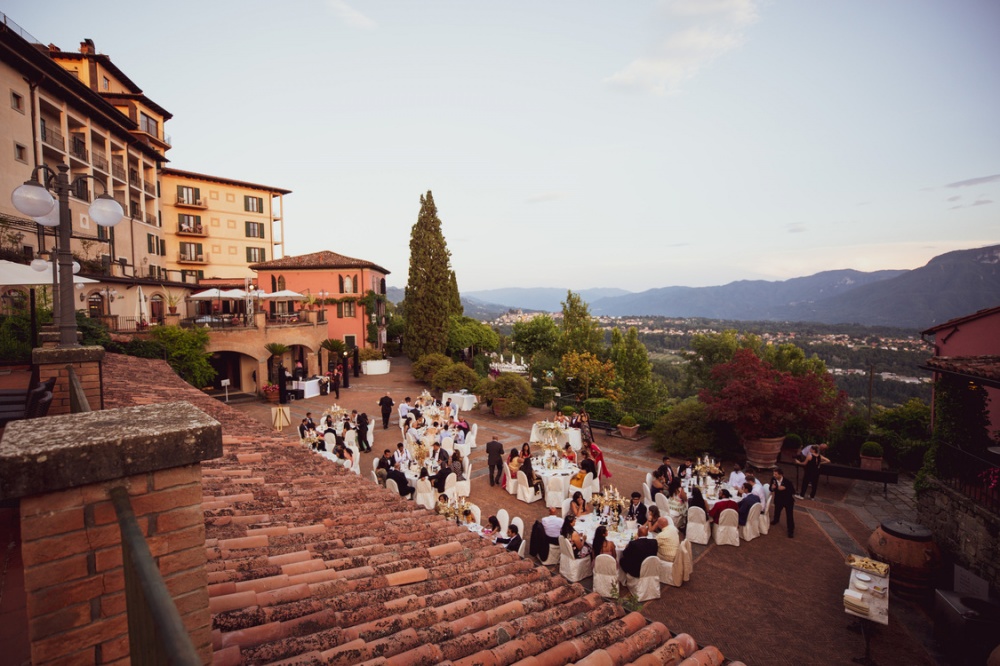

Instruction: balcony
[70,137,88,162]
[70,180,90,202]
[177,222,206,236]
[41,125,65,151]
[129,169,140,191]
[93,151,109,172]
[111,163,126,181]
[177,252,207,264]
[143,181,156,197]
[145,213,157,226]
[174,197,208,209]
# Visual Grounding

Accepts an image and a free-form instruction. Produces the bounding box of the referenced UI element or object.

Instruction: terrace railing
[935,443,1000,515]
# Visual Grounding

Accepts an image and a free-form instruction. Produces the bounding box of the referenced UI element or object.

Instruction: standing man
[331,367,341,400]
[770,467,796,538]
[798,443,830,499]
[486,435,504,487]
[378,392,394,429]
[277,364,288,404]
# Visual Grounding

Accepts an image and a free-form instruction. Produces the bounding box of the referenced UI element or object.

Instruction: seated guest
[578,447,597,480]
[656,455,675,485]
[335,444,353,469]
[746,472,767,505]
[298,418,311,440]
[568,491,589,517]
[620,526,659,578]
[737,481,762,526]
[590,525,617,560]
[625,491,647,524]
[656,520,681,563]
[688,486,708,515]
[560,516,590,558]
[483,515,501,536]
[452,428,466,446]
[569,412,583,428]
[450,451,466,481]
[520,455,545,498]
[454,417,470,434]
[432,441,450,467]
[562,443,576,463]
[386,467,413,497]
[667,479,688,530]
[434,493,450,515]
[708,488,738,523]
[376,449,393,485]
[433,464,451,493]
[542,506,563,538]
[677,458,695,479]
[728,462,746,489]
[393,442,412,467]
[495,524,522,553]
[462,509,476,526]
[529,507,563,562]
[554,411,570,426]
[521,442,532,459]
[650,470,667,501]
[646,505,671,534]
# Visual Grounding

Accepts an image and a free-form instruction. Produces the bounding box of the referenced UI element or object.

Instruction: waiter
[378,392,394,430]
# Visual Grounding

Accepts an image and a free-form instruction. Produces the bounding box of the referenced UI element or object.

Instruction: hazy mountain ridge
[463,288,632,313]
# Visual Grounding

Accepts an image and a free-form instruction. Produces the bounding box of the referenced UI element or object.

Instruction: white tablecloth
[575,514,637,554]
[442,392,477,412]
[845,565,889,625]
[293,379,321,399]
[530,422,583,451]
[535,458,580,500]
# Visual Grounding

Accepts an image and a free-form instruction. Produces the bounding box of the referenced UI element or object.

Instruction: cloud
[525,191,568,203]
[606,0,759,95]
[326,0,376,29]
[786,223,806,233]
[945,174,1000,188]
[947,195,961,202]
[972,198,993,207]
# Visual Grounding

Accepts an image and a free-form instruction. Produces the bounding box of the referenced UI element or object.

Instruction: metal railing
[143,181,156,196]
[180,316,256,329]
[935,443,1000,515]
[112,315,164,332]
[41,125,65,150]
[112,163,127,181]
[109,486,201,666]
[93,151,109,172]
[70,138,88,161]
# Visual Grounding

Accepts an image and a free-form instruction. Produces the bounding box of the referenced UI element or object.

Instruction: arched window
[277,275,286,291]
[270,275,277,291]
[338,275,344,294]
[150,294,164,320]
[88,293,105,318]
[379,278,386,295]
[344,275,353,294]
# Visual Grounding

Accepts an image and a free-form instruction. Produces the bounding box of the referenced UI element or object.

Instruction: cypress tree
[404,191,461,360]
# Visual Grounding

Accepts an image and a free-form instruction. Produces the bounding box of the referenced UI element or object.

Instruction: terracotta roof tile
[99,353,727,664]
[249,250,389,275]
[924,355,1000,382]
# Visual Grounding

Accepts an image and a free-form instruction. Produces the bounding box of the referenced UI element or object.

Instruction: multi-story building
[160,168,290,282]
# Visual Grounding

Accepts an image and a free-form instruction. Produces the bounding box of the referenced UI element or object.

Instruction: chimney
[80,38,95,54]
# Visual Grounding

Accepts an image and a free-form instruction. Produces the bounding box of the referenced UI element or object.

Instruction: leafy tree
[149,326,215,388]
[411,352,452,384]
[651,397,715,458]
[474,373,534,417]
[558,351,619,401]
[512,315,559,358]
[447,315,499,356]
[431,362,480,393]
[609,327,662,414]
[403,191,461,359]
[558,291,604,357]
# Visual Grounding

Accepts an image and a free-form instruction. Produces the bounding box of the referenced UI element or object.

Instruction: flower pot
[265,392,279,403]
[743,436,785,469]
[860,455,883,471]
[617,424,640,439]
[168,305,177,314]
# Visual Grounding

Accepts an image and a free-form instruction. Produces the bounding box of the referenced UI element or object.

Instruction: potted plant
[860,441,884,471]
[359,346,390,375]
[161,286,184,314]
[262,383,280,402]
[475,373,534,418]
[617,413,640,439]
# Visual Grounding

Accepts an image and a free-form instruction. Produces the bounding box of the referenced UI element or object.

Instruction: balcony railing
[112,163,126,181]
[70,180,90,202]
[177,252,206,264]
[70,138,88,161]
[175,197,208,209]
[145,213,158,226]
[41,125,65,150]
[93,151,109,172]
[935,443,1000,515]
[143,181,156,196]
[178,223,206,236]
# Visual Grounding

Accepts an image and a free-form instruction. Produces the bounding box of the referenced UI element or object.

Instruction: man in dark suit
[375,449,393,486]
[736,481,761,526]
[620,526,659,578]
[486,436,504,486]
[432,442,450,467]
[770,467,795,538]
[625,492,647,524]
[378,392,394,429]
[656,455,675,485]
[386,467,414,497]
[495,524,522,553]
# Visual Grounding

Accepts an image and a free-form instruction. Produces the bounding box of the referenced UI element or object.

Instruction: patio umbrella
[261,290,306,300]
[135,285,149,322]
[188,288,227,300]
[0,260,97,286]
[221,289,248,299]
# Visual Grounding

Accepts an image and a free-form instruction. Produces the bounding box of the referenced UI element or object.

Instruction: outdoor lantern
[33,204,60,227]
[30,258,49,272]
[11,179,56,218]
[89,193,125,227]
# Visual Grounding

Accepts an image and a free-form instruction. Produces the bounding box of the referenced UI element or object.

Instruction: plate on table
[856,573,872,582]
[854,581,869,591]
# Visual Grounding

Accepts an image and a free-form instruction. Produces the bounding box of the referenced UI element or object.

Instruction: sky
[7,0,999,292]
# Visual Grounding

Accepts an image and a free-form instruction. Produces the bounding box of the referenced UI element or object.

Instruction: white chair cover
[759,495,773,535]
[496,509,510,535]
[504,462,519,496]
[344,430,358,446]
[645,472,654,491]
[626,556,661,602]
[369,470,379,485]
[444,472,458,501]
[372,458,380,473]
[546,476,567,509]
[593,554,619,598]
[385,478,400,496]
[581,473,597,503]
[655,493,670,517]
[415,479,435,510]
[511,516,525,539]
[561,497,572,518]
[455,439,471,458]
[516,471,542,503]
[595,460,603,490]
[469,503,481,525]
[714,508,740,547]
[463,457,472,477]
[467,424,478,448]
[454,476,471,498]
[642,482,653,506]
[559,536,593,583]
[686,506,711,546]
[658,539,692,587]
[741,503,762,542]
[441,437,455,455]
[517,540,527,558]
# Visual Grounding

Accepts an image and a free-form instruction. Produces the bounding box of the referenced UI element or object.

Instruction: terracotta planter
[265,392,279,403]
[168,305,178,314]
[617,424,640,439]
[860,455,883,471]
[743,436,785,469]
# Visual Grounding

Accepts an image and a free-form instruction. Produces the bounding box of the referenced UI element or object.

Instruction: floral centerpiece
[592,486,628,530]
[536,421,567,447]
[262,383,279,394]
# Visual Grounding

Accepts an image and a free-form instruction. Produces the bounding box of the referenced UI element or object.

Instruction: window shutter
[261,249,266,261]
[147,234,154,254]
[259,223,265,238]
[246,248,251,262]
[338,275,344,293]
[194,215,201,226]
[337,302,343,318]
[193,187,200,202]
[245,221,251,236]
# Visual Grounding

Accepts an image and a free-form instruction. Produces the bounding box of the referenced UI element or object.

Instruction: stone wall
[917,477,1000,595]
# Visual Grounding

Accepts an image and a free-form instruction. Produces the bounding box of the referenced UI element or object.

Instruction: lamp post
[12,164,124,347]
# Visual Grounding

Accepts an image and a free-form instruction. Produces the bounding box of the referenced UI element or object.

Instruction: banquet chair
[655,493,670,518]
[441,437,455,456]
[546,476,567,509]
[685,507,711,545]
[422,435,436,449]
[517,540,527,558]
[626,556,661,602]
[415,479,435,510]
[504,463,519,496]
[454,470,471,498]
[642,482,653,507]
[658,539,692,588]
[681,539,693,580]
[466,424,478,448]
[372,458,381,473]
[595,461,603,489]
[645,472,654,492]
[713,508,740,547]
[561,497,572,518]
[444,473,458,501]
[741,503,762,542]
[344,430,358,447]
[759,495,773,535]
[385,478,402,497]
[516,471,542,504]
[593,554,620,599]
[496,509,510,535]
[369,470,379,485]
[581,473,597,503]
[463,457,472,478]
[559,536,593,583]
[511,516,525,539]
[455,437,471,459]
[346,445,361,474]
[469,503,481,525]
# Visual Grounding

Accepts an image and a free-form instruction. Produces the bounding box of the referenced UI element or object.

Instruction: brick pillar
[32,346,105,415]
[0,402,222,665]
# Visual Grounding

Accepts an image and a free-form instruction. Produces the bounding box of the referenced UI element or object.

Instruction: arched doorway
[88,293,105,318]
[150,294,164,322]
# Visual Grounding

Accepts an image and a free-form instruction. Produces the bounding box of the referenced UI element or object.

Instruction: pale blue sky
[8,1,998,291]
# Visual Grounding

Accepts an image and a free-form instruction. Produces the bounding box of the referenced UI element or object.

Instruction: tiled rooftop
[923,355,1000,382]
[102,354,732,665]
[249,251,389,275]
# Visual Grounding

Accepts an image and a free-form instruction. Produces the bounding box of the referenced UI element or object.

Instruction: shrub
[829,414,870,464]
[619,413,638,427]
[861,441,884,457]
[412,353,452,383]
[561,405,576,417]
[494,397,529,418]
[149,325,216,388]
[784,433,803,451]
[583,398,618,423]
[358,347,384,361]
[651,398,714,459]
[475,373,534,404]
[432,362,480,393]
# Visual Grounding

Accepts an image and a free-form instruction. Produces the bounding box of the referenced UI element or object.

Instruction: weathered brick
[130,483,203,517]
[153,465,201,491]
[164,568,209,598]
[94,545,123,572]
[159,546,207,577]
[155,506,205,535]
[23,554,89,592]
[21,488,84,517]
[20,507,85,541]
[100,591,127,618]
[31,613,127,664]
[26,576,104,617]
[28,603,91,641]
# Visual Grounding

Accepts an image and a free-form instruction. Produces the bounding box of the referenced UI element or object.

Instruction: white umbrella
[135,285,149,321]
[261,289,306,300]
[188,288,227,300]
[0,259,97,287]
[221,288,248,299]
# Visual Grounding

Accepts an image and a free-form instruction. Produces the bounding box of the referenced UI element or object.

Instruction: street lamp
[11,164,124,346]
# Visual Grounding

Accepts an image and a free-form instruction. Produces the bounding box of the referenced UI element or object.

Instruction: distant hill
[384,286,512,321]
[463,287,632,313]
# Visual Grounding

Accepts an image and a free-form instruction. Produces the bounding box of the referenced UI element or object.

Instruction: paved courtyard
[229,356,942,665]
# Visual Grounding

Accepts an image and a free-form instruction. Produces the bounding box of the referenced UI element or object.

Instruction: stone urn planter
[860,455,883,471]
[617,424,640,439]
[743,436,786,469]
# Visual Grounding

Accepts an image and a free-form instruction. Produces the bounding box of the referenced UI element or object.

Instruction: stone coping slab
[0,401,222,500]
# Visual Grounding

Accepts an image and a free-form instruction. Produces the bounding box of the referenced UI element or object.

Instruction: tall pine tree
[403,191,462,360]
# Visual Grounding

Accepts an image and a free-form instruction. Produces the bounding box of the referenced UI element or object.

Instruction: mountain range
[452,245,1000,329]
